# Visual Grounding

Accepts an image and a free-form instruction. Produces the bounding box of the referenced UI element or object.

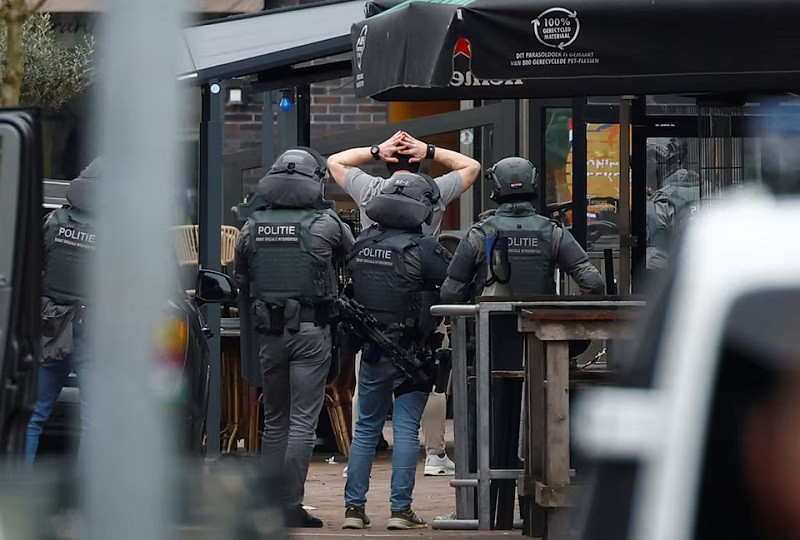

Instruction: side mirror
[195,269,238,305]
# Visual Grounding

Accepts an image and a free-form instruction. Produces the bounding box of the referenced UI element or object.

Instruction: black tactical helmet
[486,157,539,202]
[268,147,327,181]
[258,147,326,208]
[365,172,440,230]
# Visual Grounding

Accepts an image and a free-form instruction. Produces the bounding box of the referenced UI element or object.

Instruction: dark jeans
[26,328,89,468]
[260,322,331,507]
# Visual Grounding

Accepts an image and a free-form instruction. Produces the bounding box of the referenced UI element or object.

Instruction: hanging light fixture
[279,90,292,111]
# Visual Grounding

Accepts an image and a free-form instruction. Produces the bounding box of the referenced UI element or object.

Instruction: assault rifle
[333,296,429,386]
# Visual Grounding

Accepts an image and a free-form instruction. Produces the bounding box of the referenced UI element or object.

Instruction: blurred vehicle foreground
[575,187,800,540]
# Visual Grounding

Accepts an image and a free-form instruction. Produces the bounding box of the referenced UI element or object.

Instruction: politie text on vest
[256,223,300,243]
[356,246,393,266]
[55,227,96,249]
[508,234,543,256]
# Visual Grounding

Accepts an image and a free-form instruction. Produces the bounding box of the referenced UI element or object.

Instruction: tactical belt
[300,304,331,325]
[255,300,331,335]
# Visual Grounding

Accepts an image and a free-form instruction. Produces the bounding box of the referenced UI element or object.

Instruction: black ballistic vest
[247,208,336,306]
[348,227,423,329]
[479,204,556,295]
[42,208,96,305]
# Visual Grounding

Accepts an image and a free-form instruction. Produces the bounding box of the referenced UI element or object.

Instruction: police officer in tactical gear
[234,147,354,528]
[644,139,700,271]
[343,173,451,531]
[440,157,604,302]
[26,158,103,466]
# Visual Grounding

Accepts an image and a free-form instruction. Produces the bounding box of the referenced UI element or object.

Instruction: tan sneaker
[343,506,371,529]
[387,507,428,530]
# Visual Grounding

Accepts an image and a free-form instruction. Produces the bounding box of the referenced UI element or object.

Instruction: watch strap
[426,143,436,160]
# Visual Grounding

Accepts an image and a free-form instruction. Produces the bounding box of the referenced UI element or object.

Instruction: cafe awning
[179,0,365,83]
[352,0,800,100]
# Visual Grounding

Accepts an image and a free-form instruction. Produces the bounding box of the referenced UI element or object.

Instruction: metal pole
[296,84,311,147]
[518,99,530,161]
[619,97,633,295]
[200,81,224,458]
[631,95,648,291]
[277,88,298,154]
[261,92,275,172]
[530,101,546,216]
[87,0,186,537]
[476,306,492,530]
[451,316,471,519]
[572,97,588,249]
[459,100,475,228]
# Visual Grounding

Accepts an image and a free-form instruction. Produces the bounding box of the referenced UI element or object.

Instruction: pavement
[288,420,523,539]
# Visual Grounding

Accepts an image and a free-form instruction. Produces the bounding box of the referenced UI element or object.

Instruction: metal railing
[429,302,525,531]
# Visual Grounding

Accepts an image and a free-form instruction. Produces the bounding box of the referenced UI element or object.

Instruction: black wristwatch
[370,145,381,160]
[426,143,436,160]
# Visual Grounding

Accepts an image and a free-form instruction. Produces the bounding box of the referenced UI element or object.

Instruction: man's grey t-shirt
[344,168,463,235]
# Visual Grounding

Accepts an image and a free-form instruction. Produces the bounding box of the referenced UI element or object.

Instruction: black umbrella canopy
[352,0,800,100]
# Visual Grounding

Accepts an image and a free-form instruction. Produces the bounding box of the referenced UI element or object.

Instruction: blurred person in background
[26,158,103,467]
[645,139,700,271]
[234,148,354,528]
[329,132,480,477]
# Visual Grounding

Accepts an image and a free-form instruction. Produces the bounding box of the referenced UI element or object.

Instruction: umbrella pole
[619,97,633,295]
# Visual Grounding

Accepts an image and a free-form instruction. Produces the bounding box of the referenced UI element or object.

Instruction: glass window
[545,109,625,250]
[544,107,571,208]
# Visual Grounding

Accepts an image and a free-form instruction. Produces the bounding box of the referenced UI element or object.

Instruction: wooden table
[516,301,644,539]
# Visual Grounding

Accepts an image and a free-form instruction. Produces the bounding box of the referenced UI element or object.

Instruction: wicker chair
[172,225,240,268]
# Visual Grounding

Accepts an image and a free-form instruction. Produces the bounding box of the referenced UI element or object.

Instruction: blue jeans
[25,331,89,467]
[345,354,428,512]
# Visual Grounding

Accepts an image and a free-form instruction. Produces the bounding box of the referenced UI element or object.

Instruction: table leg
[525,334,546,537]
[544,341,571,539]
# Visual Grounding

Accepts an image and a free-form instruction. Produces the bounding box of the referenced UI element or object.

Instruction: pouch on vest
[283,299,301,333]
[485,233,510,284]
[252,300,284,335]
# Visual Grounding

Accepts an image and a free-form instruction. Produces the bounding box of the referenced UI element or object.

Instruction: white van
[575,188,800,540]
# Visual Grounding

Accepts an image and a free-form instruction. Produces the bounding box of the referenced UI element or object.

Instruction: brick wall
[223,77,388,156]
[310,77,388,141]
[224,101,267,154]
